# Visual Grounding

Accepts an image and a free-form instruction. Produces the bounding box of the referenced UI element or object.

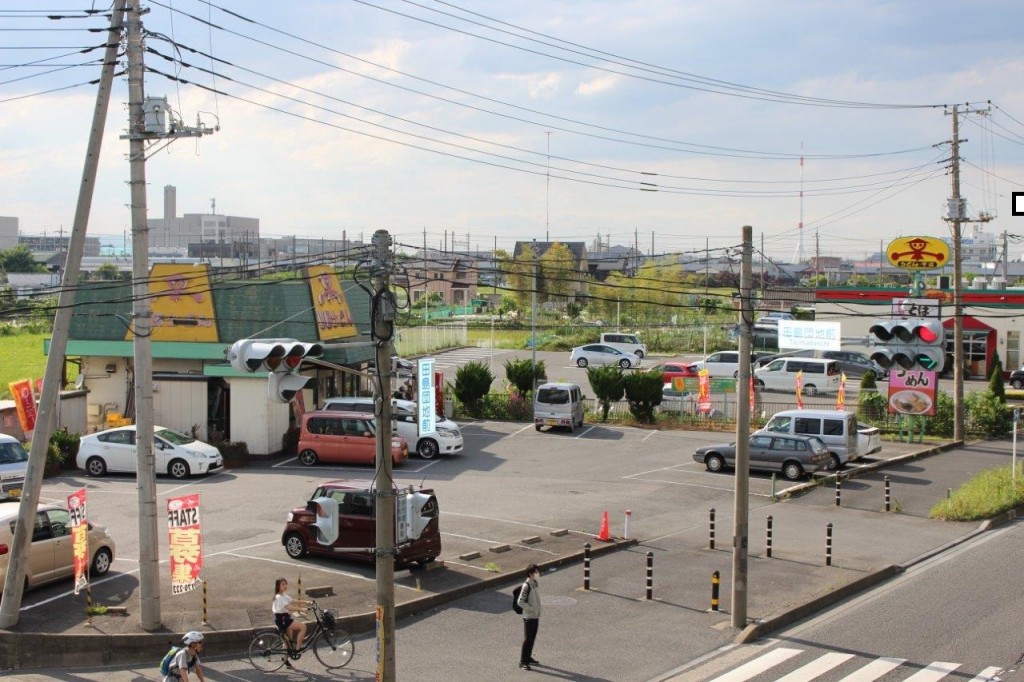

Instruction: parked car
[754,358,842,396]
[297,411,408,466]
[76,426,224,480]
[691,351,761,378]
[858,423,882,456]
[599,332,647,358]
[758,409,859,470]
[569,344,641,369]
[649,362,698,384]
[0,496,116,590]
[0,434,29,498]
[534,382,585,432]
[282,479,440,568]
[693,433,831,481]
[821,350,887,379]
[323,397,463,459]
[1009,368,1024,389]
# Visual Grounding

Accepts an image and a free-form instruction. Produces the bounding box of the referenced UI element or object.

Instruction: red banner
[67,488,88,594]
[8,379,36,433]
[167,494,203,594]
[795,370,804,410]
[836,373,847,411]
[748,375,755,416]
[697,370,711,414]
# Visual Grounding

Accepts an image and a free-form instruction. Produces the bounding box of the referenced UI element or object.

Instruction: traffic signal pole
[732,225,753,629]
[370,230,397,681]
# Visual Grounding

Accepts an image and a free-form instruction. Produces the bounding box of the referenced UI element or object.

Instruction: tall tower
[792,148,805,264]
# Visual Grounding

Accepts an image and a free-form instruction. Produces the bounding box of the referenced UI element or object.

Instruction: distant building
[18,234,101,257]
[0,217,16,250]
[148,185,260,251]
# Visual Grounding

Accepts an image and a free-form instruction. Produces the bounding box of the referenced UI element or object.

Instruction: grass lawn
[0,333,54,400]
[930,465,1024,520]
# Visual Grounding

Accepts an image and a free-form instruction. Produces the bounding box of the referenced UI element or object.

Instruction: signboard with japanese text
[127,264,218,342]
[672,377,736,394]
[697,370,711,413]
[418,359,436,437]
[166,494,203,595]
[891,298,942,319]
[778,320,841,351]
[67,488,88,595]
[307,264,358,340]
[887,369,937,416]
[8,379,36,433]
[885,236,949,270]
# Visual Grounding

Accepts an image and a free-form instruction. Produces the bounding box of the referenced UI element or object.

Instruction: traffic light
[226,338,324,403]
[400,491,436,542]
[868,319,945,372]
[308,496,338,546]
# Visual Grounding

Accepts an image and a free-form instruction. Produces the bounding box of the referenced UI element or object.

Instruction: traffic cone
[597,511,611,542]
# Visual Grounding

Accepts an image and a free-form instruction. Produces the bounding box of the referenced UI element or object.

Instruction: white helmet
[182,631,204,645]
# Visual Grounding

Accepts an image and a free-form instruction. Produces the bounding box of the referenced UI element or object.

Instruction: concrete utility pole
[124,0,161,630]
[370,230,397,681]
[0,0,128,628]
[732,225,753,629]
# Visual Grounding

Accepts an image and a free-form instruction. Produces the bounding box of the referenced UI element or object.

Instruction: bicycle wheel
[313,628,354,670]
[248,630,288,673]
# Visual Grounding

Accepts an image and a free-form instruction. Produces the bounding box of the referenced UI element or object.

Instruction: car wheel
[535,424,542,432]
[804,384,818,396]
[168,459,190,480]
[284,532,308,559]
[1013,379,1024,390]
[619,359,632,369]
[91,547,113,576]
[635,350,645,359]
[417,439,440,460]
[298,449,319,466]
[705,453,725,473]
[576,358,589,368]
[85,456,107,477]
[831,453,843,471]
[782,461,804,481]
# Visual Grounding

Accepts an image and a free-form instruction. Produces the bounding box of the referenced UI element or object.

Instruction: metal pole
[645,552,653,601]
[624,509,632,540]
[766,515,773,558]
[709,508,715,550]
[531,239,538,393]
[731,225,753,628]
[371,230,397,681]
[884,476,892,512]
[835,476,841,507]
[583,543,591,590]
[826,523,833,566]
[711,571,720,611]
[125,0,161,630]
[0,0,127,627]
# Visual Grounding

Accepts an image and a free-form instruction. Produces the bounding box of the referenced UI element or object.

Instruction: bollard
[583,543,591,590]
[771,473,777,501]
[201,580,209,626]
[645,552,653,600]
[709,508,716,550]
[85,584,93,628]
[835,475,842,507]
[948,487,952,500]
[884,475,891,512]
[711,570,720,611]
[826,522,833,566]
[624,510,632,540]
[298,574,303,600]
[766,515,773,558]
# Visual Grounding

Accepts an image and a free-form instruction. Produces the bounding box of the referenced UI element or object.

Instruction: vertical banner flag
[697,369,711,414]
[418,359,436,437]
[795,370,804,410]
[836,373,847,411]
[67,488,88,595]
[167,494,203,594]
[748,375,755,416]
[9,380,36,433]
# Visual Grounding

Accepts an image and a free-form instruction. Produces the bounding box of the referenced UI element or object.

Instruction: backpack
[512,581,529,615]
[159,646,180,676]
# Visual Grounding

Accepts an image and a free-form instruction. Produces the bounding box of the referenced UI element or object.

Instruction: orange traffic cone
[597,511,611,542]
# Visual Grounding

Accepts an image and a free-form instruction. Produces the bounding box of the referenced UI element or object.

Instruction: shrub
[928,390,955,437]
[859,370,877,391]
[454,361,494,414]
[623,370,664,423]
[857,391,887,422]
[989,353,1005,404]
[49,428,80,466]
[217,441,250,462]
[585,365,624,422]
[965,390,1010,437]
[504,358,546,395]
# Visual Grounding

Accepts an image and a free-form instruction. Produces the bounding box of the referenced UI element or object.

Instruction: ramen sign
[886,236,949,270]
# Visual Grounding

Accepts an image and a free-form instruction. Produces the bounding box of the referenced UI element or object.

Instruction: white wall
[153,380,208,440]
[228,376,290,455]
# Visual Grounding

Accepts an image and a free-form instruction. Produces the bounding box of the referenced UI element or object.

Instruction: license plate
[545,419,558,425]
[8,489,20,498]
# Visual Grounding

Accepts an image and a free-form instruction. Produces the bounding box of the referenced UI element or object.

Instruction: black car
[1009,369,1024,390]
[821,350,887,379]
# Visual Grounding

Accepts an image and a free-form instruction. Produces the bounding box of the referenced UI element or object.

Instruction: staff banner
[697,370,711,414]
[8,379,36,433]
[167,494,203,595]
[67,488,88,595]
[795,370,805,410]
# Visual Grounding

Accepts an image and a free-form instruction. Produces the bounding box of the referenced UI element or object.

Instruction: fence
[395,324,468,358]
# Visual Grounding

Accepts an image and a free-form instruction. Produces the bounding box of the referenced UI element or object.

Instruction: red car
[649,362,698,383]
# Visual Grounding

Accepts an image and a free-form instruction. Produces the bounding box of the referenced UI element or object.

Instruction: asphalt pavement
[4,432,1021,679]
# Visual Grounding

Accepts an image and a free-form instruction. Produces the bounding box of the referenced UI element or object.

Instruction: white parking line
[574,425,598,439]
[442,532,558,555]
[510,424,535,437]
[642,430,659,441]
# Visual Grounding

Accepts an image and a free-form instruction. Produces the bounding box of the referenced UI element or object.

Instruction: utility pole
[0,0,128,627]
[531,239,538,393]
[370,230,397,681]
[732,225,753,629]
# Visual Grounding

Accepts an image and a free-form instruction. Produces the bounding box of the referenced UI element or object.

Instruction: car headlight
[436,426,459,437]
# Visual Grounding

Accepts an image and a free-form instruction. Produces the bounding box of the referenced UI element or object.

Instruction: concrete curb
[0,538,638,671]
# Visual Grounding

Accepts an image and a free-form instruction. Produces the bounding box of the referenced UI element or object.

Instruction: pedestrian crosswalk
[426,347,510,373]
[703,647,1005,682]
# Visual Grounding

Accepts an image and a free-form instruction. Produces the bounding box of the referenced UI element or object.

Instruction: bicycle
[248,600,354,673]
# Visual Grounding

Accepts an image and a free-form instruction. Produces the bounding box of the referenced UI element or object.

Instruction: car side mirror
[363,431,373,438]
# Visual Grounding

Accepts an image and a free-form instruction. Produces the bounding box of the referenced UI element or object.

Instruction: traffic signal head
[227,339,287,373]
[868,318,945,373]
[308,496,338,546]
[403,491,437,542]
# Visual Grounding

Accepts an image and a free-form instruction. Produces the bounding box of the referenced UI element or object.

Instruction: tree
[504,358,546,395]
[989,352,1006,404]
[0,246,44,273]
[586,365,624,422]
[453,361,494,413]
[505,244,535,310]
[94,262,122,280]
[623,370,664,423]
[539,242,575,302]
[497,294,519,318]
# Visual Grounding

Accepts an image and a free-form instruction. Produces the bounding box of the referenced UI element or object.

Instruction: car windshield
[155,429,195,445]
[0,442,28,465]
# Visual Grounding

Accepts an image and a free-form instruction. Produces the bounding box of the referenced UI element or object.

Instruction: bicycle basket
[323,608,338,630]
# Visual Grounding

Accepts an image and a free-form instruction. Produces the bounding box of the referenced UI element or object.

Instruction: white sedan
[570,344,641,369]
[76,426,224,480]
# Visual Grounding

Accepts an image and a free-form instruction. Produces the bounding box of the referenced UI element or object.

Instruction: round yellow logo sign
[885,237,949,270]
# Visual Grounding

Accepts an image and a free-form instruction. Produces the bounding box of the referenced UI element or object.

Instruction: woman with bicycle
[273,578,312,656]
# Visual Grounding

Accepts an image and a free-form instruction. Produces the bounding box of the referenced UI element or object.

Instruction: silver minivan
[534,382,584,432]
[757,409,858,470]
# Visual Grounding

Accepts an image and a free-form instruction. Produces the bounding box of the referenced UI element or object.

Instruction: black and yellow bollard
[201,580,209,626]
[709,508,716,550]
[884,475,891,512]
[645,552,653,600]
[711,571,720,611]
[826,522,833,566]
[583,543,591,590]
[766,515,773,558]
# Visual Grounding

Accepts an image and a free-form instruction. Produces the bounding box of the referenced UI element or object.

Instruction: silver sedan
[569,344,641,369]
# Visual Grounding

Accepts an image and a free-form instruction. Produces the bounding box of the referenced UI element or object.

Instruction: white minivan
[758,409,858,470]
[534,382,585,432]
[754,358,841,396]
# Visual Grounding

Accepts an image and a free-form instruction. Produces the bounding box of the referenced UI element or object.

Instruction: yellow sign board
[885,236,949,270]
[126,264,218,342]
[307,265,358,340]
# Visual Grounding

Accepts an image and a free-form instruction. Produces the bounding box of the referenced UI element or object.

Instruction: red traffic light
[915,326,939,343]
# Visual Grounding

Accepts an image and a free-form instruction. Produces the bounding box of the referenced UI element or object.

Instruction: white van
[599,333,647,358]
[754,358,841,395]
[534,382,585,432]
[757,409,858,469]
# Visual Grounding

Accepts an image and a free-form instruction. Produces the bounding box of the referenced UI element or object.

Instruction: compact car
[77,426,224,480]
[569,344,641,369]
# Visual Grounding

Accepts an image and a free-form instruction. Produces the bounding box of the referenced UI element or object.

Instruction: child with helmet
[164,630,206,682]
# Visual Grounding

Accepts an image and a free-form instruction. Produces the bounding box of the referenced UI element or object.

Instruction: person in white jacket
[517,564,542,671]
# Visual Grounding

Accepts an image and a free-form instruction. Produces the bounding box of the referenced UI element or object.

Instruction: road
[668,520,1024,681]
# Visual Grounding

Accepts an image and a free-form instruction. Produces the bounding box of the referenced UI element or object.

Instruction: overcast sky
[2,0,1022,262]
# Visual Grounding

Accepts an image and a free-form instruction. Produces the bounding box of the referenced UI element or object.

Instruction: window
[823,419,845,436]
[9,512,54,543]
[46,509,71,538]
[340,493,374,517]
[751,436,772,449]
[794,440,807,451]
[827,363,841,376]
[794,418,821,435]
[537,388,569,404]
[765,417,791,433]
[98,430,133,445]
[0,443,28,465]
[772,438,796,451]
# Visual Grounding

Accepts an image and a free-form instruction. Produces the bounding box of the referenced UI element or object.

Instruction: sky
[2,0,1023,263]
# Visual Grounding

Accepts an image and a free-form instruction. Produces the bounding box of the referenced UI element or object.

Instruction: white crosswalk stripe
[969,666,1004,681]
[776,652,855,681]
[707,647,803,681]
[902,662,960,681]
[837,657,905,681]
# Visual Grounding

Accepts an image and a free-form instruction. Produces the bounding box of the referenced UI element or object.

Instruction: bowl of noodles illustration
[889,390,932,415]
